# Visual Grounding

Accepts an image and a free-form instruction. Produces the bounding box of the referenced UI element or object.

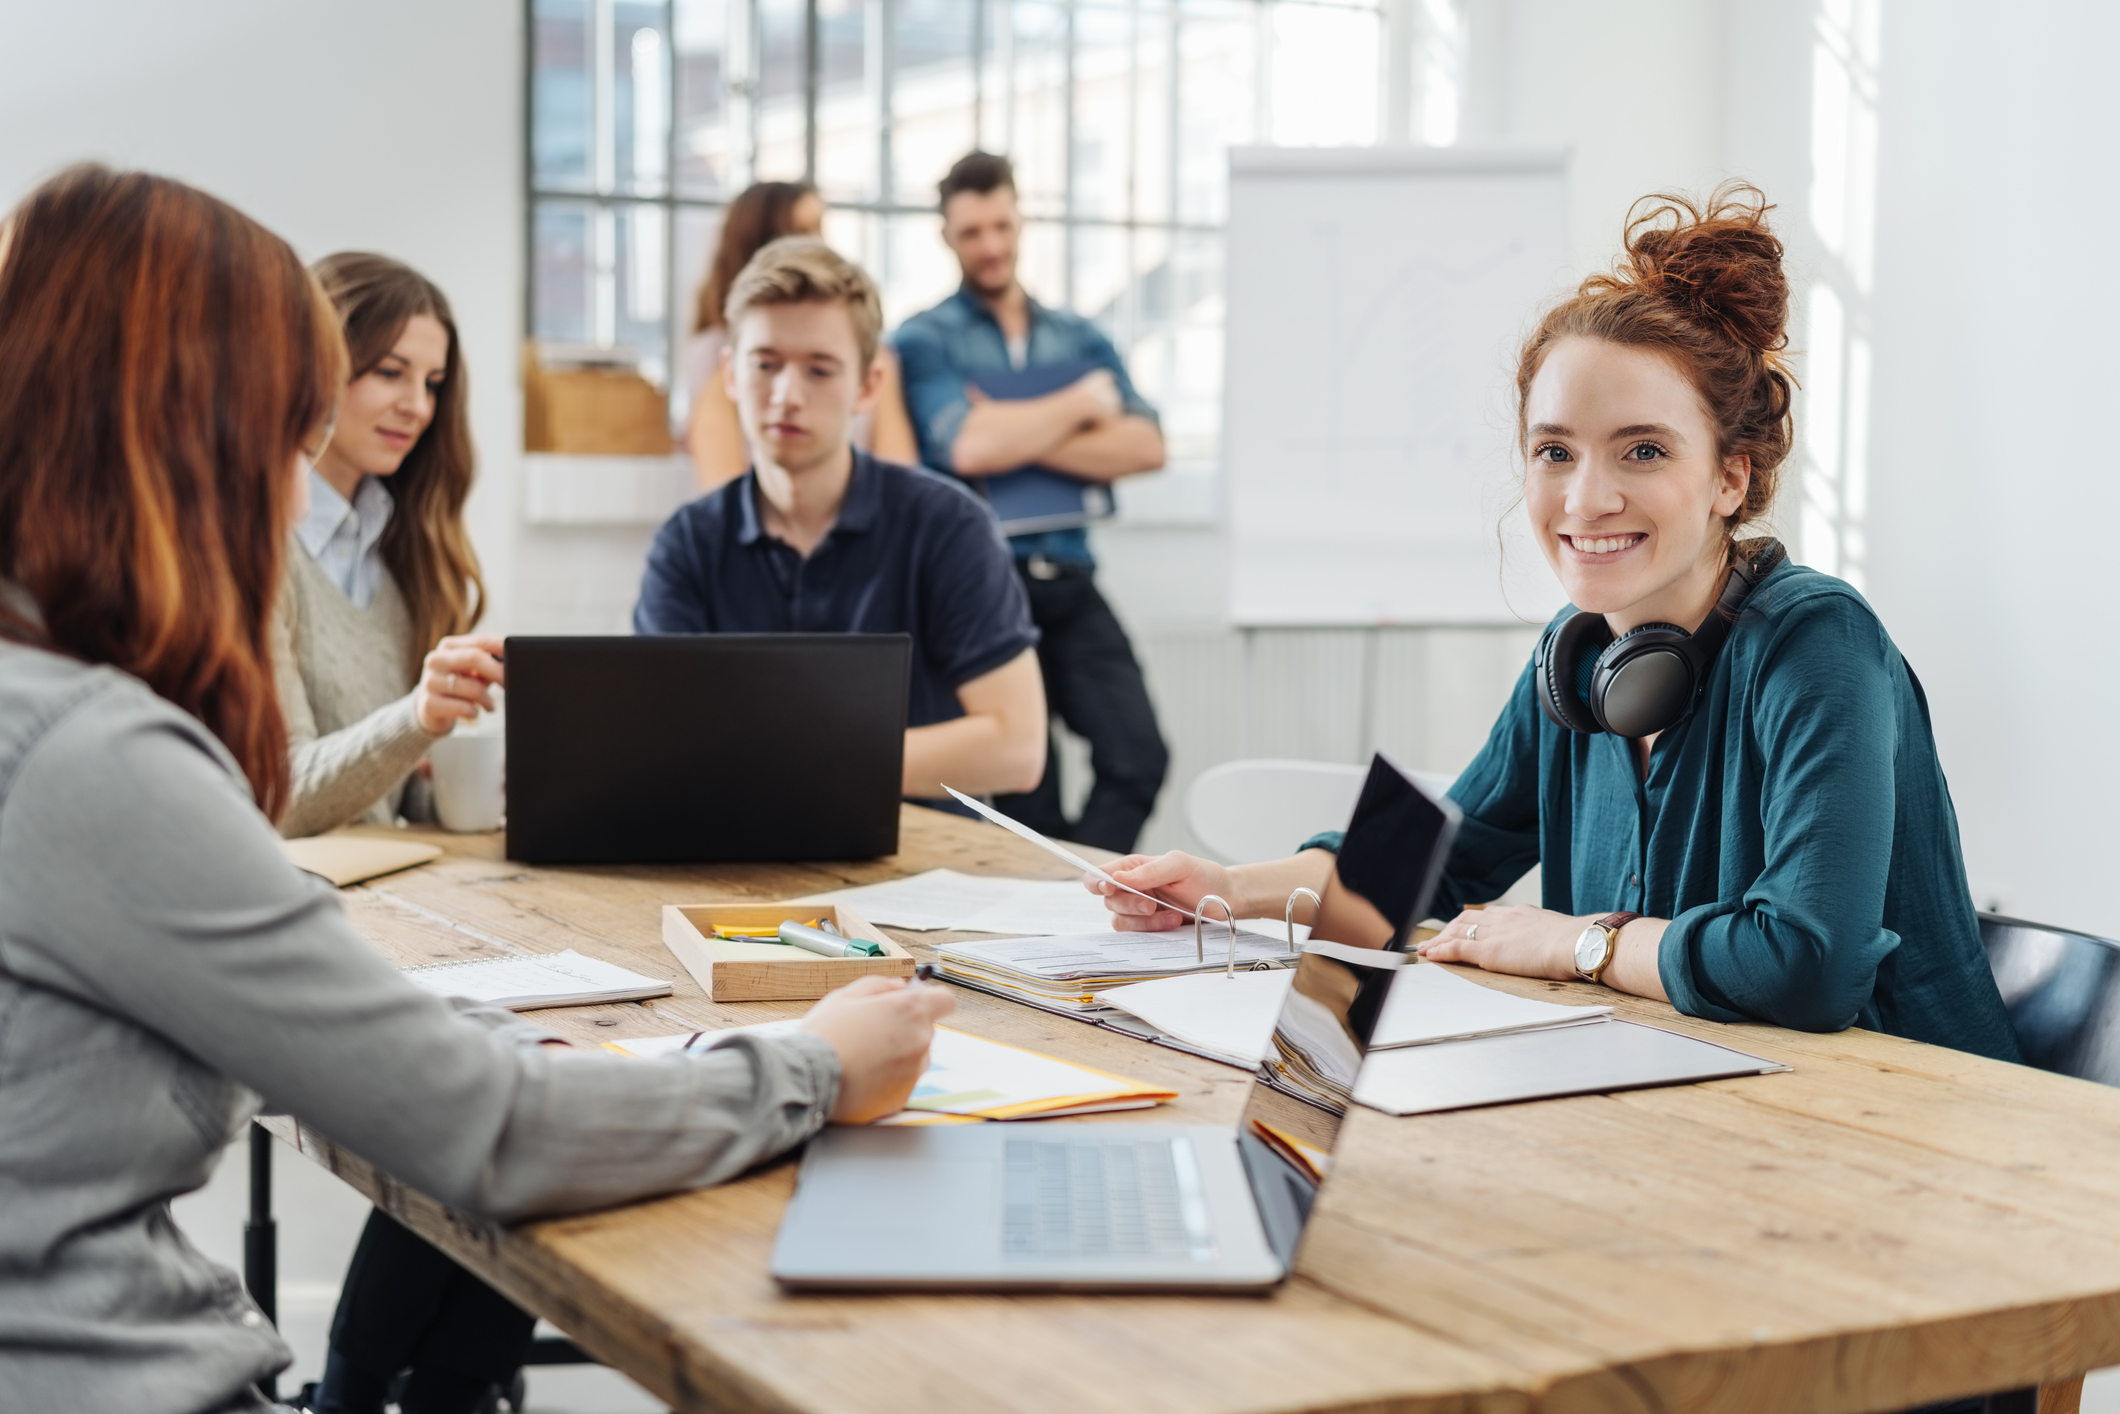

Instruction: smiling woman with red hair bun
[1087,183,2020,1070]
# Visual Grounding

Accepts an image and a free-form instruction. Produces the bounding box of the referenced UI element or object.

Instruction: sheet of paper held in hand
[944,785,1198,921]
[797,867,1118,934]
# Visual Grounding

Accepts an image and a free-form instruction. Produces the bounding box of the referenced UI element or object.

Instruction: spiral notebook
[400,949,673,1010]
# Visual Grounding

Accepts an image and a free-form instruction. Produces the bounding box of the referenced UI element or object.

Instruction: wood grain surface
[262,806,2119,1414]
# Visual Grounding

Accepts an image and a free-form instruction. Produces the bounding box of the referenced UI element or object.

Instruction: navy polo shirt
[632,450,1039,730]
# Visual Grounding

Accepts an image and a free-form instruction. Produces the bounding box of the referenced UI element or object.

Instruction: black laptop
[503,634,910,864]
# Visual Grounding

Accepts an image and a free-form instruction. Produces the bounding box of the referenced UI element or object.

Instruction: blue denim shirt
[894,284,1158,566]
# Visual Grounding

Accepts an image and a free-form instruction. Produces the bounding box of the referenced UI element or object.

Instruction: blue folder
[962,362,1116,536]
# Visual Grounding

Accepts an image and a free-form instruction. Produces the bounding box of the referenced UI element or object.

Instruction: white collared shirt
[297,467,393,609]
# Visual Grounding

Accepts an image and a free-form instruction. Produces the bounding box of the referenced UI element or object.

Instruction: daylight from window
[529,0,1385,474]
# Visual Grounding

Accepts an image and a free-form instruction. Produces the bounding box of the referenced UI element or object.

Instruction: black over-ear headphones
[1534,537,1787,738]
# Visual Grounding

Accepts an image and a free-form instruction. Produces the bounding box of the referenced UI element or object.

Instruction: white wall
[0,0,527,633]
[1860,0,2120,934]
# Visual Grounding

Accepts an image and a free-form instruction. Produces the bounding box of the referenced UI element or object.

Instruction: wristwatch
[1573,912,1640,983]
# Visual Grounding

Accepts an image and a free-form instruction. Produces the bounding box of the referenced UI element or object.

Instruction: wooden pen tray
[661,901,914,1001]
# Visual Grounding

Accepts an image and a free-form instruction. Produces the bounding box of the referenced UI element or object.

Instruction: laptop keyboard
[1002,1135,1217,1261]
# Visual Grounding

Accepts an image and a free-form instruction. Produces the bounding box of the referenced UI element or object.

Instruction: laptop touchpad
[783,1129,1001,1270]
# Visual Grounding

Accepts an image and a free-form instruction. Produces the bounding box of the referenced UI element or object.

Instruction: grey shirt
[0,646,840,1412]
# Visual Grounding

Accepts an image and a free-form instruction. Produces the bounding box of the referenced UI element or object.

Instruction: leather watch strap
[1584,912,1641,982]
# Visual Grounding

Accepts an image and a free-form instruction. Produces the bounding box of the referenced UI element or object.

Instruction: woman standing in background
[682,179,918,485]
[274,252,505,838]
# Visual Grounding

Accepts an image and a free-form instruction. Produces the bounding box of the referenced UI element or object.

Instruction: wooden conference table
[264,805,2120,1414]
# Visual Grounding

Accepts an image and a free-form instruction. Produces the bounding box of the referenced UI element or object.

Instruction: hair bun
[1618,183,1788,357]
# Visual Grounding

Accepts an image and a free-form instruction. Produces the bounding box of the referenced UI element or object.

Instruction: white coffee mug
[429,725,505,833]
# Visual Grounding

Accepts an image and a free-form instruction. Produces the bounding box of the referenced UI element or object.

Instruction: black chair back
[1978,911,2120,1085]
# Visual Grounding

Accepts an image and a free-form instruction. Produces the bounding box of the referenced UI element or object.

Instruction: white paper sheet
[796,868,1025,930]
[1093,962,1614,1068]
[952,883,1126,936]
[944,785,1197,920]
[401,949,671,1010]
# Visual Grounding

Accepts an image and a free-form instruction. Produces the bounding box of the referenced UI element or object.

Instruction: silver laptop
[770,753,1460,1292]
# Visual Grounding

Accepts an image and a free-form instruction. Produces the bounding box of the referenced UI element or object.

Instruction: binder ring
[1195,894,1238,976]
[1284,888,1320,956]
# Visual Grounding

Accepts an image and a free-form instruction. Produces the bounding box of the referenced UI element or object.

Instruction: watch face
[1574,924,1607,974]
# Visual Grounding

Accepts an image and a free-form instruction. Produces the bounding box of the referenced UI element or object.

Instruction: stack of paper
[401,949,672,1010]
[934,928,1298,1012]
[609,1024,1176,1122]
[1094,963,1612,1068]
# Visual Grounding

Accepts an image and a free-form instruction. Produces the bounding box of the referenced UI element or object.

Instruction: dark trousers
[314,1209,536,1414]
[993,560,1168,853]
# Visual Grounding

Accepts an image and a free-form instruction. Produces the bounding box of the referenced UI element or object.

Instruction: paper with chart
[944,785,1198,921]
[796,867,1116,935]
[1094,961,1612,1068]
[608,1023,1174,1121]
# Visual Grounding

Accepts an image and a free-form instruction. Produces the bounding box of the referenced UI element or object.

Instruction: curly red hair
[1516,181,1797,535]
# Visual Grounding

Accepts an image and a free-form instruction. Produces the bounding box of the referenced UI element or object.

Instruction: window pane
[534,0,593,191]
[1136,229,1223,465]
[532,202,594,344]
[531,199,672,386]
[756,0,809,180]
[1174,0,1256,225]
[814,0,875,203]
[871,211,973,332]
[1071,0,1132,222]
[1132,0,1175,226]
[1015,216,1068,309]
[891,0,978,206]
[614,3,672,197]
[675,0,734,198]
[1269,4,1378,146]
[999,1,1068,220]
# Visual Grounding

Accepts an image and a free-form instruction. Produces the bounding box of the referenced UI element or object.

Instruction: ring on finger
[1466,923,1479,941]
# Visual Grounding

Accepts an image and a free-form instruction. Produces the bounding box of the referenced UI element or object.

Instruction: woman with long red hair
[0,165,950,1413]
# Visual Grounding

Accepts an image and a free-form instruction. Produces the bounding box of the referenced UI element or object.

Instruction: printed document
[611,1023,1174,1121]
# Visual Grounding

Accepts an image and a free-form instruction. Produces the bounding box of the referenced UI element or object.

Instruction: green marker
[779,920,883,959]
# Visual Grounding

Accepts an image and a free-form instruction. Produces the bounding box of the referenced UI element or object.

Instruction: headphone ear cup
[1535,611,1611,734]
[1591,623,1698,737]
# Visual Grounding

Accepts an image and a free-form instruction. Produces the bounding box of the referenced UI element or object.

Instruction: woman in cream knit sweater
[272,252,502,839]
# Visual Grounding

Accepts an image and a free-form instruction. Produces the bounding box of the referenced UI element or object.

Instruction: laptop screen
[1234,754,1459,1263]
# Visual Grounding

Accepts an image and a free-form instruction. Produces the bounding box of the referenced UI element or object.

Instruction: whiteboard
[1223,147,1573,626]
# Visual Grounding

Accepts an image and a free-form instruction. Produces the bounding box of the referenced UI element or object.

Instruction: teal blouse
[1315,562,2019,1061]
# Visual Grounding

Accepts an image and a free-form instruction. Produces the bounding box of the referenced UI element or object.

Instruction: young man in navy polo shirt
[634,237,1047,804]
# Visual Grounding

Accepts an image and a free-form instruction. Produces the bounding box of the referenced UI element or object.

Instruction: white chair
[1185,759,1456,864]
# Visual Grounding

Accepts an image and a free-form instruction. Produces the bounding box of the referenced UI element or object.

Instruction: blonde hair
[724,236,882,369]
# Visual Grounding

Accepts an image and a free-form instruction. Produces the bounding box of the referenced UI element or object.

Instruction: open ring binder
[1284,888,1320,956]
[1194,894,1242,975]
